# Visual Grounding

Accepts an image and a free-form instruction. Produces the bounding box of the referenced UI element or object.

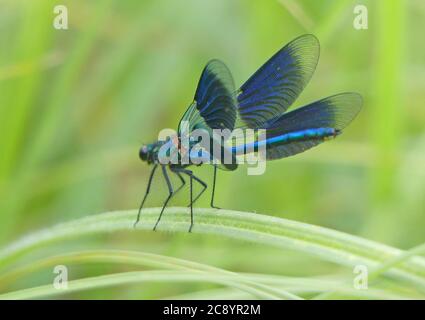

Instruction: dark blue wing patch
[237,34,320,128]
[264,93,363,159]
[179,59,237,133]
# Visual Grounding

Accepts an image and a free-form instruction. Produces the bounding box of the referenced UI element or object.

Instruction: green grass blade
[0,208,425,290]
[369,242,425,281]
[0,270,303,300]
[0,250,299,300]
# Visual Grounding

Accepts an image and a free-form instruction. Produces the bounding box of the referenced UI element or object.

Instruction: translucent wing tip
[328,92,363,130]
[287,34,320,69]
[281,33,321,97]
[293,34,320,48]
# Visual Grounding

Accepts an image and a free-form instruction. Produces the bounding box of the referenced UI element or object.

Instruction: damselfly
[134,34,362,232]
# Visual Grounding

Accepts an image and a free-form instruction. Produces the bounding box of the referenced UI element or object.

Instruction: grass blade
[0,207,425,290]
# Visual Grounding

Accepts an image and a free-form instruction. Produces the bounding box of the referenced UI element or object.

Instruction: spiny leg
[189,173,193,232]
[187,173,207,207]
[172,168,196,232]
[134,164,158,228]
[173,171,186,196]
[210,165,221,209]
[153,165,174,231]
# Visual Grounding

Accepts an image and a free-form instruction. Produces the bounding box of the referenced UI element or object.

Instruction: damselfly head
[139,144,149,162]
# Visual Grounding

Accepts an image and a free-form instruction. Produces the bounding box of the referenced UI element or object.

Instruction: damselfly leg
[173,171,186,195]
[134,164,158,228]
[153,165,175,231]
[210,165,221,209]
[172,168,207,232]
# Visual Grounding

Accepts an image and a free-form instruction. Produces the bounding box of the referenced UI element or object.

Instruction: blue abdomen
[232,127,338,154]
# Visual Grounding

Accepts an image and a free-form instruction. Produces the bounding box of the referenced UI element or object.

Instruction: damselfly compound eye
[139,145,148,161]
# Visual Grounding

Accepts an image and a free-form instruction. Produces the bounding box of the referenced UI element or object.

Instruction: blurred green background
[0,0,424,299]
